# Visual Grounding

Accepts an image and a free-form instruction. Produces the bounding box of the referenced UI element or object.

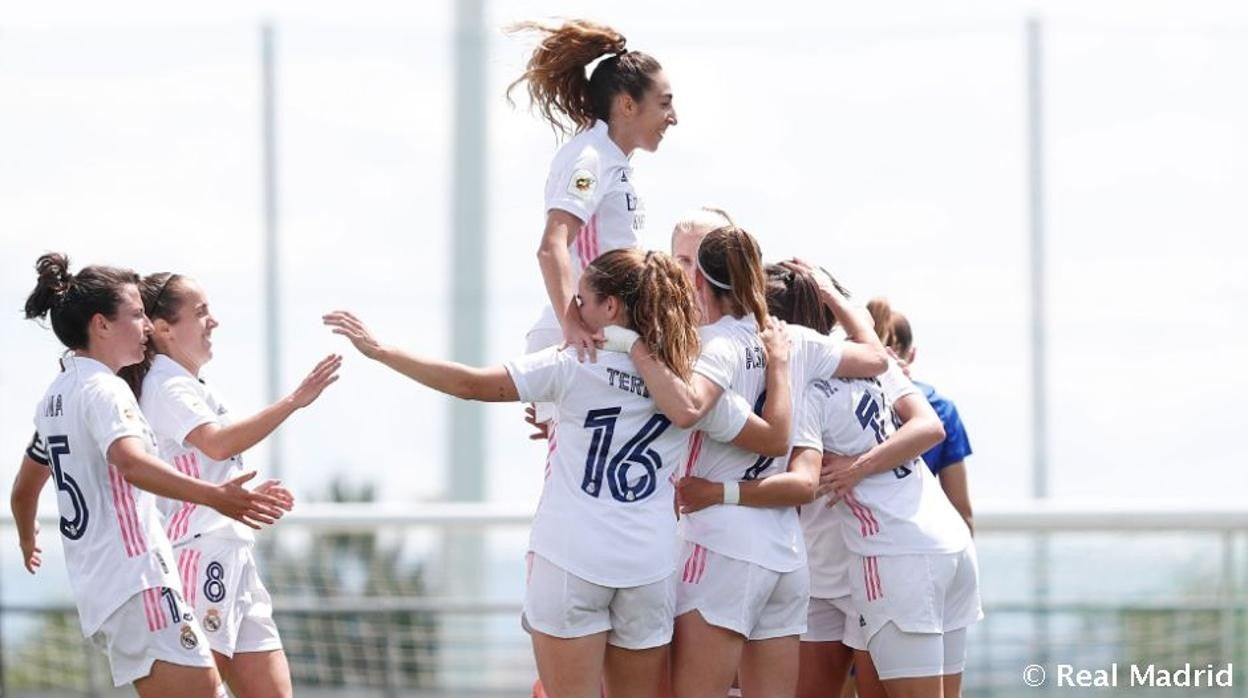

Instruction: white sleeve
[143,376,220,447]
[25,430,49,466]
[83,378,150,454]
[692,334,737,390]
[504,346,574,404]
[696,391,752,443]
[792,382,832,452]
[878,360,919,405]
[802,330,845,380]
[545,146,606,223]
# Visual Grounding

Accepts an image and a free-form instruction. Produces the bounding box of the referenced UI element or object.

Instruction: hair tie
[696,257,732,291]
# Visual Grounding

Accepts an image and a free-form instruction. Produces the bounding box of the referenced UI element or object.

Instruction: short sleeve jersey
[914,381,973,474]
[679,317,845,572]
[532,121,644,332]
[505,346,750,587]
[793,363,970,560]
[30,356,180,636]
[140,354,253,545]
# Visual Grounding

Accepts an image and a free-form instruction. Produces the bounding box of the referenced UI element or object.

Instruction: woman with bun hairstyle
[509,19,678,427]
[326,249,793,698]
[117,272,340,698]
[10,254,285,697]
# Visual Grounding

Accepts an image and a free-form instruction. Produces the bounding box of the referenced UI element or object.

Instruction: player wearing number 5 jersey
[325,249,792,698]
[509,19,677,427]
[648,227,888,698]
[793,360,982,698]
[10,254,285,698]
[117,273,340,698]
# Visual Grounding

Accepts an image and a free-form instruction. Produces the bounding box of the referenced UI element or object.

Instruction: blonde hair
[670,206,734,249]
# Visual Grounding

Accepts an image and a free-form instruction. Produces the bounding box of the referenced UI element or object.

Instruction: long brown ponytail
[695,226,770,330]
[583,249,700,380]
[507,19,662,136]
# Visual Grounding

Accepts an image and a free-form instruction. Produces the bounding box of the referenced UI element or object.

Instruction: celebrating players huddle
[10,17,979,698]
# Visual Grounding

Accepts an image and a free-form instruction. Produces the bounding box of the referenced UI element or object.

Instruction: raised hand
[213,471,289,530]
[254,479,296,511]
[289,354,342,408]
[759,317,792,366]
[323,311,384,360]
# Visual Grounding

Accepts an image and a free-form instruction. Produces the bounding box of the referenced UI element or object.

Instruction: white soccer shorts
[675,541,809,641]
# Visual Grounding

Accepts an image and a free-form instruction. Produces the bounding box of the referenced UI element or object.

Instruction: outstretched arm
[324,311,519,402]
[108,437,287,529]
[187,354,341,461]
[11,455,51,574]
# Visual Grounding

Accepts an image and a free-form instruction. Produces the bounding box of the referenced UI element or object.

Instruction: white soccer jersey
[680,316,845,573]
[531,120,644,333]
[506,346,751,588]
[141,354,253,546]
[793,364,971,559]
[29,356,180,636]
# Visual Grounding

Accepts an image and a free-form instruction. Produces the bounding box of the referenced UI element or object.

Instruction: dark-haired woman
[770,263,981,698]
[10,254,285,697]
[326,249,792,698]
[118,273,339,698]
[640,227,888,698]
[509,19,678,426]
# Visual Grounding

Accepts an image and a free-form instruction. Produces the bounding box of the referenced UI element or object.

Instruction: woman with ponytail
[633,226,888,698]
[325,249,793,698]
[118,273,339,698]
[509,19,678,429]
[10,254,285,697]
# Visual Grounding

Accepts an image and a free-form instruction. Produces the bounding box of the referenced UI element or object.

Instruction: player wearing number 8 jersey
[117,273,339,698]
[325,249,793,698]
[10,254,285,697]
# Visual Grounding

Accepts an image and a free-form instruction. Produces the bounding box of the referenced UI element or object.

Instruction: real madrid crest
[180,624,199,650]
[203,608,222,633]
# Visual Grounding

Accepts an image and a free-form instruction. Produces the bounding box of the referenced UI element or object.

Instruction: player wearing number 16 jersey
[325,249,792,698]
[117,272,339,698]
[10,254,284,697]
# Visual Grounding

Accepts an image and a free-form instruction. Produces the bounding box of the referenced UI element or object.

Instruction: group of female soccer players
[11,17,979,698]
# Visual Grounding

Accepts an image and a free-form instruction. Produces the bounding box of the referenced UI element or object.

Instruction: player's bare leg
[853,651,888,698]
[215,649,293,698]
[671,611,745,698]
[798,641,854,698]
[133,661,222,698]
[603,642,669,698]
[531,629,608,698]
[941,672,962,698]
[737,635,799,698]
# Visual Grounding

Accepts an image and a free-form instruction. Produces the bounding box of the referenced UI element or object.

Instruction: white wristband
[602,325,641,353]
[722,481,740,506]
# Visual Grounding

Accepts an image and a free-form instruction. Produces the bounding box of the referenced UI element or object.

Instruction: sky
[2,0,1247,518]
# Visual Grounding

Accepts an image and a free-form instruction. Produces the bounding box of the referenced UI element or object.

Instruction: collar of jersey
[589,120,631,164]
[63,354,114,377]
[151,353,197,380]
